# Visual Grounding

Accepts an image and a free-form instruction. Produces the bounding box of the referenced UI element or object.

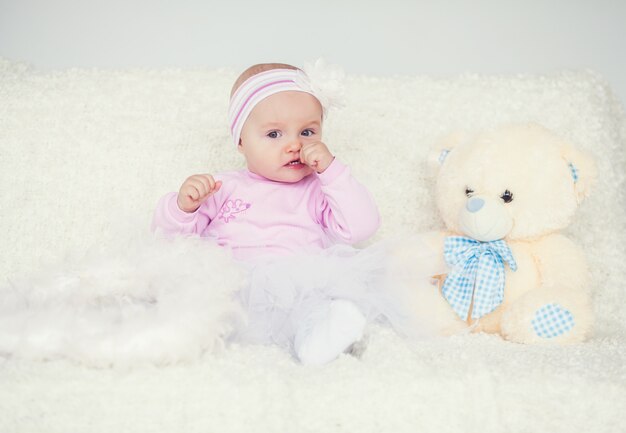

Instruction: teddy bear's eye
[465,187,474,197]
[501,189,514,203]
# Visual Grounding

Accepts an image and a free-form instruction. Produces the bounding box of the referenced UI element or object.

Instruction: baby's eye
[501,189,514,203]
[465,187,474,197]
[267,130,281,139]
[301,129,315,137]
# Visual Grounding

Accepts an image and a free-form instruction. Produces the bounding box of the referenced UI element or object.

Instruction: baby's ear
[560,143,597,203]
[427,131,470,176]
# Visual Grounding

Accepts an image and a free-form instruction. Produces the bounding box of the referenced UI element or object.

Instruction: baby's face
[238,91,323,183]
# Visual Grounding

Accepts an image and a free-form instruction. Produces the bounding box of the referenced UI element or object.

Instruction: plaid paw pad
[531,303,575,338]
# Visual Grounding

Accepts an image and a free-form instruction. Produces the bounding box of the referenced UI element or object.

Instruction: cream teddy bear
[405,123,596,344]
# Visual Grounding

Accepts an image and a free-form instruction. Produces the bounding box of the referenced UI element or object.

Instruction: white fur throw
[0,58,625,432]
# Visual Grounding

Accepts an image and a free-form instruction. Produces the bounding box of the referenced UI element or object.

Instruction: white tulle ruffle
[0,233,446,365]
[232,235,447,354]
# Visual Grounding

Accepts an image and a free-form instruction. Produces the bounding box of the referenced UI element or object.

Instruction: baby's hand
[177,174,222,213]
[300,141,334,173]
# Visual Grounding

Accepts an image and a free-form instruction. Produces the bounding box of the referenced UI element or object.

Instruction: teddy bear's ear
[427,132,471,175]
[560,144,597,203]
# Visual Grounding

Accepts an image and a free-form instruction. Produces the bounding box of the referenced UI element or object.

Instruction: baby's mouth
[285,158,303,166]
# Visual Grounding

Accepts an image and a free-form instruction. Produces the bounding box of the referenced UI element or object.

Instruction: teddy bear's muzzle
[458,195,513,242]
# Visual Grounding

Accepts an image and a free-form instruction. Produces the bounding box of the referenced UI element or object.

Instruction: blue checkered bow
[442,236,518,320]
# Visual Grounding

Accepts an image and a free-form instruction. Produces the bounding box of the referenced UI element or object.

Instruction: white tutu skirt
[232,235,448,354]
[0,233,447,365]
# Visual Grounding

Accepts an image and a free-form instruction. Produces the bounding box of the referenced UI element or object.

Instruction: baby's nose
[286,138,303,151]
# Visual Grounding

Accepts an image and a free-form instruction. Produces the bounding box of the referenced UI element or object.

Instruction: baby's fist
[177,174,222,213]
[300,141,334,173]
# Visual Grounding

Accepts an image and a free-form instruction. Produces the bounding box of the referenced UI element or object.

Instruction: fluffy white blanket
[0,58,625,432]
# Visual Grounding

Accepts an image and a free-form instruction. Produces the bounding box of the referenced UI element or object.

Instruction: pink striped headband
[227,68,319,146]
[227,60,345,146]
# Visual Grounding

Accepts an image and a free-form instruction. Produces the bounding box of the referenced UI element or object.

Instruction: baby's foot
[294,299,366,366]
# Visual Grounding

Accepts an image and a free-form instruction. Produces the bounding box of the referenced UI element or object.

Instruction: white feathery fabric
[0,235,244,367]
[0,58,625,432]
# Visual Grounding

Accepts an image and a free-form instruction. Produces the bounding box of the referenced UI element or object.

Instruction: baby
[152,62,386,365]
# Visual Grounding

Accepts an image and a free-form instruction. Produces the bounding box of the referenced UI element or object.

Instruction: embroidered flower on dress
[219,199,251,223]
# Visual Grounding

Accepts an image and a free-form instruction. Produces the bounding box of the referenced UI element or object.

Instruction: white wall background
[1,0,625,108]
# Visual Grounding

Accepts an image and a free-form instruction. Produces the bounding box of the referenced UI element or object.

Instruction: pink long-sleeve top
[151,159,380,260]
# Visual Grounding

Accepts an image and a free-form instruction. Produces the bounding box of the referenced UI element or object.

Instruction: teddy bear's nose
[466,197,485,213]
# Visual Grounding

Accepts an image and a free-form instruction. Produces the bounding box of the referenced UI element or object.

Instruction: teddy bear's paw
[530,303,575,339]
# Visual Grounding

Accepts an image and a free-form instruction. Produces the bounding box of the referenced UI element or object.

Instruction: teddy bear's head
[429,123,596,241]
